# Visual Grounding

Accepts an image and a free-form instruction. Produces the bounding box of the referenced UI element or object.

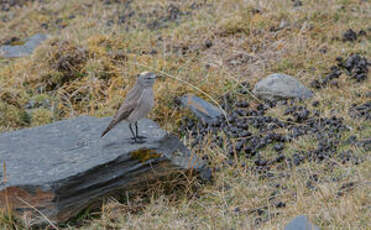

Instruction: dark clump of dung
[311,54,369,89]
[342,28,367,42]
[342,29,358,42]
[178,91,363,175]
[292,0,302,7]
[339,54,369,82]
[349,101,371,120]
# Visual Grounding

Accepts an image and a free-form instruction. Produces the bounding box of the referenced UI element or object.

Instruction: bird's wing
[101,100,137,137]
[101,82,143,137]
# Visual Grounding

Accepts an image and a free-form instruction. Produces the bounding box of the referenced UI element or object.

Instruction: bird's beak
[152,74,160,79]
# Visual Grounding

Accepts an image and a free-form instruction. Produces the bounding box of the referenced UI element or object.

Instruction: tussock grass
[0,0,370,229]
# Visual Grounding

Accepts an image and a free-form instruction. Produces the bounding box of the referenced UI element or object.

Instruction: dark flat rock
[285,215,320,230]
[0,116,204,225]
[0,33,47,58]
[180,94,222,123]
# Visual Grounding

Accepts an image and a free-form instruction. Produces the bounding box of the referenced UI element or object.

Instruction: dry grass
[0,0,370,229]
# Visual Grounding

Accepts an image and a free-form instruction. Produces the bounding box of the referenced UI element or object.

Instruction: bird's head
[137,71,158,88]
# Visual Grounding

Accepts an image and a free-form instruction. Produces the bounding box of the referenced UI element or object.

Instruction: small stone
[199,167,213,183]
[253,73,313,101]
[274,143,284,152]
[285,215,320,230]
[204,40,213,48]
[0,33,48,58]
[179,94,223,123]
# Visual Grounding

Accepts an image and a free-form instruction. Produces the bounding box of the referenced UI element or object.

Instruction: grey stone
[285,215,320,230]
[0,33,48,58]
[253,73,313,101]
[0,116,204,225]
[180,94,222,123]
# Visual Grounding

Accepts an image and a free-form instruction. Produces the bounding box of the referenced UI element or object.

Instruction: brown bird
[101,72,158,143]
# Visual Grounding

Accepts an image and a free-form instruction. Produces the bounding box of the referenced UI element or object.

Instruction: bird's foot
[136,135,147,140]
[130,137,145,144]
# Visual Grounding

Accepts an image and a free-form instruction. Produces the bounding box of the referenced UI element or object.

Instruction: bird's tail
[101,120,116,137]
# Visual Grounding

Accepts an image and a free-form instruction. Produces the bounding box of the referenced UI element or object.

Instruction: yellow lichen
[130,149,162,163]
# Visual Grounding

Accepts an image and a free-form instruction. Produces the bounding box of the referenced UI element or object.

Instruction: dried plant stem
[2,161,12,226]
[16,197,59,230]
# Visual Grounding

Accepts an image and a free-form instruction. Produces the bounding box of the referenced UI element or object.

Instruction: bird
[101,72,158,143]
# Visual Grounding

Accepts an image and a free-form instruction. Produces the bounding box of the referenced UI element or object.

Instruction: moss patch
[130,148,162,163]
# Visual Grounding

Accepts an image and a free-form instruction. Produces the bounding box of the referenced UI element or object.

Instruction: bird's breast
[127,89,154,122]
[141,89,154,108]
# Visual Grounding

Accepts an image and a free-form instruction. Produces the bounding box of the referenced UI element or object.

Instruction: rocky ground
[0,0,370,229]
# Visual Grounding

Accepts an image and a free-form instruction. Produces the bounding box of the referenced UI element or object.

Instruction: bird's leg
[135,121,146,139]
[129,123,138,142]
[129,123,144,144]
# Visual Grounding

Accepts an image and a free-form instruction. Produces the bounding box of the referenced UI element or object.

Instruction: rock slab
[180,94,222,123]
[253,73,313,101]
[0,116,204,225]
[0,33,47,58]
[285,215,320,230]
